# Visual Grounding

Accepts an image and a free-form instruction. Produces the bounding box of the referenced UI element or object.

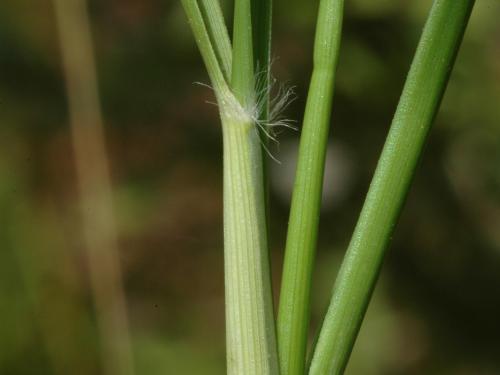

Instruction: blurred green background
[1,0,499,374]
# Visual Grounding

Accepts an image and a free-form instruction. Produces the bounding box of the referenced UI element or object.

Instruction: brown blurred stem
[52,1,135,374]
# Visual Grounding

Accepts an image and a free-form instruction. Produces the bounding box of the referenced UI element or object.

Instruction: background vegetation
[0,0,499,373]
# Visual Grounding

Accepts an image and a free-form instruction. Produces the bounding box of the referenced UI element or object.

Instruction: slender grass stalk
[309,1,475,373]
[229,0,278,371]
[52,1,135,375]
[232,0,255,106]
[182,1,279,373]
[181,0,230,92]
[222,107,279,375]
[277,0,344,374]
[199,0,232,81]
[252,0,273,120]
[251,0,273,229]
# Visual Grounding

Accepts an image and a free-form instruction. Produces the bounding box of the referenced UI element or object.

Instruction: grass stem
[182,1,279,373]
[309,1,476,373]
[199,0,232,81]
[252,0,273,120]
[231,0,255,106]
[277,0,344,374]
[181,0,230,92]
[221,107,279,375]
[251,0,273,229]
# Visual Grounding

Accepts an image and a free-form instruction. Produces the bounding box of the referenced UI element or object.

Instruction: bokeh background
[1,0,499,374]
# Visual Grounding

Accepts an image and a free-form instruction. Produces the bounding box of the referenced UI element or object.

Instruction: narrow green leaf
[251,0,273,243]
[232,0,254,107]
[181,0,229,92]
[252,0,273,120]
[277,0,344,374]
[309,1,476,374]
[199,0,232,81]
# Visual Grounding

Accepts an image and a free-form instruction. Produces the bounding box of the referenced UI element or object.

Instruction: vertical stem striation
[228,0,279,373]
[182,1,279,373]
[181,0,230,92]
[199,0,232,81]
[309,1,475,374]
[221,104,279,375]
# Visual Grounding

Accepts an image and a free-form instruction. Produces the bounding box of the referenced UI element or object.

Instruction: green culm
[181,0,476,374]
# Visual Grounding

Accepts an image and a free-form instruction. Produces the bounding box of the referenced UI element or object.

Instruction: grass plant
[181,0,476,373]
[309,0,476,373]
[182,0,278,373]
